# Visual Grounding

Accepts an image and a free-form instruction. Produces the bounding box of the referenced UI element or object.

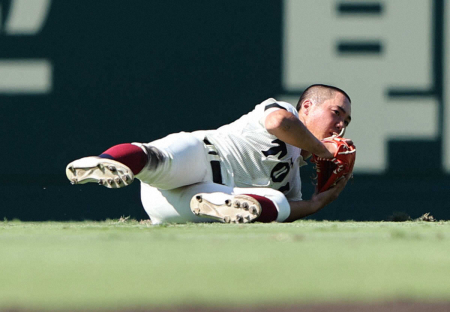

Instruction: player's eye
[333,110,340,116]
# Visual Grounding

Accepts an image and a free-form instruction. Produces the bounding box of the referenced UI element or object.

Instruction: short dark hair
[296,84,351,111]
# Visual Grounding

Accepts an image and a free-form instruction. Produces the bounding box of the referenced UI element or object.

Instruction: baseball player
[66,84,352,224]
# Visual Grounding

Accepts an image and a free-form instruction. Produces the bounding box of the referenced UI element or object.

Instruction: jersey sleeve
[259,98,299,129]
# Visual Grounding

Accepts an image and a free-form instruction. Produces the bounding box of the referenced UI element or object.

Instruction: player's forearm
[284,199,324,222]
[265,110,331,158]
[284,177,349,222]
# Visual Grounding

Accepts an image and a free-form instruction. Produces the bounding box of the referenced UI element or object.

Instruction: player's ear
[302,100,312,115]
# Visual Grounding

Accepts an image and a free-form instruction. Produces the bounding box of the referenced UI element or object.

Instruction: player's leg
[140,182,233,224]
[190,187,291,223]
[134,132,210,189]
[140,182,290,224]
[66,132,210,190]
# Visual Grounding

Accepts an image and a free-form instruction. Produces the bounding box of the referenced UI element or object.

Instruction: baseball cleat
[65,156,134,189]
[190,193,261,223]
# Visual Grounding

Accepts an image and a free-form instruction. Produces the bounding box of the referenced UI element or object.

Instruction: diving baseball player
[66,84,353,224]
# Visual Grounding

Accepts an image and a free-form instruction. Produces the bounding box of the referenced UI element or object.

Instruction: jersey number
[262,140,291,193]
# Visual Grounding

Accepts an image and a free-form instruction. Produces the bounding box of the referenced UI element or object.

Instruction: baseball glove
[311,137,356,193]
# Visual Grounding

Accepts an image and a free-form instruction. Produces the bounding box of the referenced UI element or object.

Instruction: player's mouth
[331,129,345,137]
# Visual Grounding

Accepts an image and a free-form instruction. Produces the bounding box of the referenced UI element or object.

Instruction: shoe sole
[190,193,261,223]
[66,156,134,189]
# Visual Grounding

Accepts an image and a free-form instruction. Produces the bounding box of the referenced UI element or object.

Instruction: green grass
[1,220,450,310]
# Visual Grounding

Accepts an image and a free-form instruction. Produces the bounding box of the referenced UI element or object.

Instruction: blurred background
[1,0,449,221]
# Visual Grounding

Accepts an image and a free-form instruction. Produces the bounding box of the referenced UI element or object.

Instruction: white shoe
[66,156,134,188]
[190,193,261,223]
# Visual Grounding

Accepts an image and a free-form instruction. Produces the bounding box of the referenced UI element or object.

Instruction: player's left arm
[265,109,334,159]
[283,175,350,222]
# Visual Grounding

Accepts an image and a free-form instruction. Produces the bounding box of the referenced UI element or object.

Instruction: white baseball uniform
[134,98,307,224]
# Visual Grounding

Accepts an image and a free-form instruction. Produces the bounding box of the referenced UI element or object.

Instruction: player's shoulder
[256,98,298,115]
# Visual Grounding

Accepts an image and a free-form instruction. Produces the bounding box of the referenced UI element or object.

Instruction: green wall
[1,1,448,221]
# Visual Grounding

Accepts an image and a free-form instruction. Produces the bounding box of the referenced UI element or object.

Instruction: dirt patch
[3,301,450,312]
[165,302,450,312]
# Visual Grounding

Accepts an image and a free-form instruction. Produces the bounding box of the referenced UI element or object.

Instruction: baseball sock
[99,144,148,175]
[244,194,278,223]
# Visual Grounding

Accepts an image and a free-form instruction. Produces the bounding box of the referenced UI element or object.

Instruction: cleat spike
[115,177,121,184]
[242,202,249,210]
[108,166,116,172]
[223,216,231,223]
[225,199,232,206]
[250,206,258,215]
[234,201,240,208]
[98,180,104,185]
[193,208,200,215]
[196,195,203,202]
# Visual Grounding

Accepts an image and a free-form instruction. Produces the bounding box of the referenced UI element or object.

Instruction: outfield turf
[1,220,450,310]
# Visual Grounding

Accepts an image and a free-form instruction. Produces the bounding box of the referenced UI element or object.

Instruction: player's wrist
[314,146,332,159]
[319,141,337,159]
[309,195,324,213]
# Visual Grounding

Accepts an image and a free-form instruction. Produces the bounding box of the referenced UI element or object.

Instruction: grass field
[1,219,450,311]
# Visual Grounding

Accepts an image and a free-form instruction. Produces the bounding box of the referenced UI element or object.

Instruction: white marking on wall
[444,0,450,172]
[0,0,53,94]
[280,0,438,173]
[0,60,52,94]
[5,0,52,35]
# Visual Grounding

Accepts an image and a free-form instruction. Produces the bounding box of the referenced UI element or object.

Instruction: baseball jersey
[205,98,306,201]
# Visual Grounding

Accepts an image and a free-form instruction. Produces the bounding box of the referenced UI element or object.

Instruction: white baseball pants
[134,132,290,224]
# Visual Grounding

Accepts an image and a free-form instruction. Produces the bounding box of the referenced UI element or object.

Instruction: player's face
[305,93,352,140]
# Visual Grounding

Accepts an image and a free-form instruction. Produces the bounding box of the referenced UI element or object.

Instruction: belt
[203,138,223,185]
